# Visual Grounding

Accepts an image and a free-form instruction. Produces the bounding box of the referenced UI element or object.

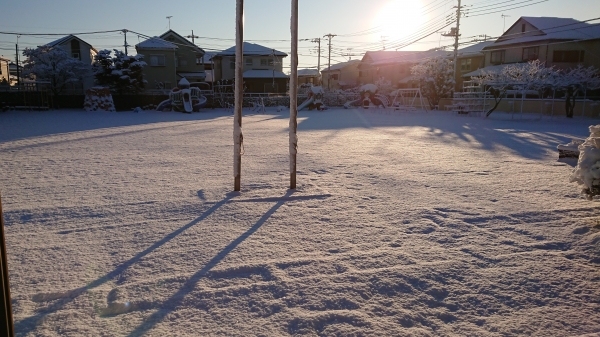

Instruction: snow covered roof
[362,50,451,66]
[159,30,205,54]
[486,17,600,48]
[321,60,360,73]
[45,34,97,52]
[215,42,287,57]
[462,64,511,77]
[298,69,320,76]
[456,41,494,57]
[136,37,177,50]
[243,69,289,79]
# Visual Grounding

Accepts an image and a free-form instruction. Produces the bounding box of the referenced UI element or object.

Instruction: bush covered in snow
[570,124,600,199]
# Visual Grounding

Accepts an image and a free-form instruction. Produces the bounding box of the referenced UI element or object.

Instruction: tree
[411,57,454,109]
[472,60,557,117]
[92,49,147,94]
[21,45,92,98]
[555,65,600,118]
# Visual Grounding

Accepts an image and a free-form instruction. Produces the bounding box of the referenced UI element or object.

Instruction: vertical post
[290,0,299,189]
[15,44,20,91]
[123,30,129,56]
[453,0,461,92]
[233,0,244,191]
[0,193,15,337]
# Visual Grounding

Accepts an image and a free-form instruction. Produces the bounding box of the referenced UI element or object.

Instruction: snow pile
[570,124,600,197]
[83,87,115,112]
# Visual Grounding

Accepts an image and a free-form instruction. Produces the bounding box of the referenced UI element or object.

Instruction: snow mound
[83,87,115,112]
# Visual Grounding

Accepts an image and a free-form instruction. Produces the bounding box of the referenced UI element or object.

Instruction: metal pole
[0,193,15,337]
[234,0,244,191]
[290,0,298,189]
[15,44,20,91]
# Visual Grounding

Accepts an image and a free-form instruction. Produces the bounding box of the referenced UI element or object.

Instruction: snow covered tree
[555,65,600,118]
[472,60,558,117]
[92,49,147,94]
[410,57,454,109]
[21,45,92,97]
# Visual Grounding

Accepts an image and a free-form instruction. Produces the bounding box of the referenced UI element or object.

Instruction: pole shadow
[14,193,236,334]
[126,189,299,336]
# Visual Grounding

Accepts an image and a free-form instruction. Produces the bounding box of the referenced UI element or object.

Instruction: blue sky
[1,0,597,71]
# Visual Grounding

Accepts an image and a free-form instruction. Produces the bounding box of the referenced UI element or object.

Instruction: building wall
[57,39,97,92]
[135,48,178,90]
[323,63,360,90]
[0,58,9,83]
[162,34,206,81]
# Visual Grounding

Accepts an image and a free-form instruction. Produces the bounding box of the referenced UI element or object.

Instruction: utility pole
[186,30,199,45]
[323,33,336,91]
[453,0,462,92]
[122,29,129,56]
[311,38,321,84]
[15,44,20,91]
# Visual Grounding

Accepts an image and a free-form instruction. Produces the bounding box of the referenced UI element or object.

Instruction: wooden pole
[233,0,244,191]
[290,0,298,189]
[0,193,14,337]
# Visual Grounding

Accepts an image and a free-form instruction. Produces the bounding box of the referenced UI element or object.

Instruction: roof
[215,42,287,57]
[321,59,360,73]
[486,17,600,49]
[298,69,320,76]
[243,69,289,79]
[462,64,511,77]
[177,72,206,78]
[361,49,451,66]
[159,30,205,54]
[456,41,494,57]
[136,37,177,50]
[45,34,97,53]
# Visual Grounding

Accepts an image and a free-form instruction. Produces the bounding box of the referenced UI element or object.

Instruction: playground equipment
[343,83,388,109]
[389,88,428,111]
[298,86,325,111]
[156,78,208,113]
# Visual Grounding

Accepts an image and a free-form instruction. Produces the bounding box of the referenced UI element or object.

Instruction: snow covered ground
[0,107,599,336]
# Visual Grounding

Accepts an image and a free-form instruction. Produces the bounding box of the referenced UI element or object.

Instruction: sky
[1,0,598,72]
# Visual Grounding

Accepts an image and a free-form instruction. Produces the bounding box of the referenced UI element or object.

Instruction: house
[466,17,600,77]
[321,60,360,90]
[297,69,320,87]
[45,35,97,93]
[0,57,11,84]
[135,30,207,91]
[211,42,288,94]
[160,30,207,83]
[453,41,494,90]
[357,49,450,88]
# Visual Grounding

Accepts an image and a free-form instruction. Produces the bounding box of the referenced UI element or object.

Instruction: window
[553,50,584,63]
[269,59,274,66]
[260,59,268,66]
[522,47,539,61]
[330,74,339,80]
[245,58,253,66]
[72,53,80,59]
[150,55,166,66]
[196,55,203,65]
[490,50,505,64]
[460,59,472,71]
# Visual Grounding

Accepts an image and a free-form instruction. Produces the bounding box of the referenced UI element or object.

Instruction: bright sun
[373,0,427,48]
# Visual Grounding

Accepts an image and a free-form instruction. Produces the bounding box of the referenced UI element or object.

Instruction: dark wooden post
[0,193,14,336]
[289,0,298,189]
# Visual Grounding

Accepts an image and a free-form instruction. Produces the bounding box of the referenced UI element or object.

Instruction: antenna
[501,14,511,33]
[166,16,173,30]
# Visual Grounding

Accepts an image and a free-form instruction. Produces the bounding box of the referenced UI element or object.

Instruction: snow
[1,108,600,336]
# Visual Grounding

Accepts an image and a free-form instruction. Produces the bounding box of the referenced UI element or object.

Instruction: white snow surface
[1,108,599,336]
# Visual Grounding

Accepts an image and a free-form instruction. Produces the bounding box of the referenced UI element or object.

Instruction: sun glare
[373,0,427,48]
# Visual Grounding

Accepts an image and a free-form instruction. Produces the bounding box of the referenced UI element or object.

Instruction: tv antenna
[166,16,173,29]
[501,14,511,33]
